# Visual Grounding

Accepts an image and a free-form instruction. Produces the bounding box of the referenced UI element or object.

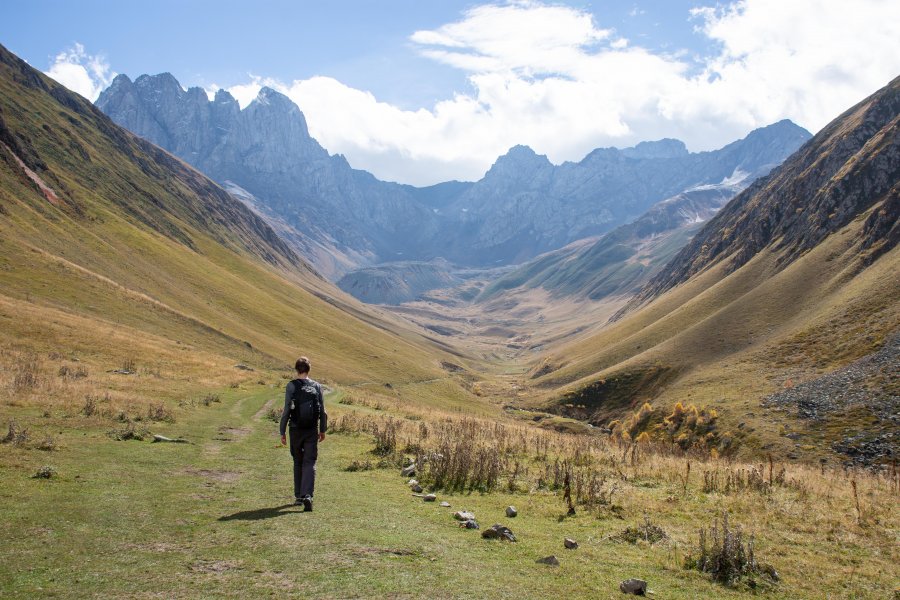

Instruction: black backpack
[290,378,320,429]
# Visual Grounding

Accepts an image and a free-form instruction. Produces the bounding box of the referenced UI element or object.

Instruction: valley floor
[2,387,897,599]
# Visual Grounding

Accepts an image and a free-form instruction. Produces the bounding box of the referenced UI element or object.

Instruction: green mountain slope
[527,76,899,463]
[0,43,476,409]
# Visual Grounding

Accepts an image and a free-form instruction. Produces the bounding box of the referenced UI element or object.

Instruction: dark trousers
[289,427,318,499]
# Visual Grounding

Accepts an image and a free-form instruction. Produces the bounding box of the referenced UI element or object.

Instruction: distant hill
[337,259,462,305]
[477,186,736,304]
[0,43,472,395]
[529,76,899,465]
[96,74,810,279]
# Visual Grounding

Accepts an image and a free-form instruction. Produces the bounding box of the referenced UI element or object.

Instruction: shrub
[610,402,655,442]
[201,393,221,407]
[615,515,668,544]
[37,435,58,451]
[32,465,56,479]
[345,460,374,472]
[107,422,148,441]
[147,403,175,423]
[81,395,98,417]
[1,420,29,446]
[12,354,40,392]
[266,406,282,422]
[684,511,778,589]
[58,365,88,380]
[372,418,399,456]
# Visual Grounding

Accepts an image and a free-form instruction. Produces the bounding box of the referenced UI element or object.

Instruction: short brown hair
[295,356,311,374]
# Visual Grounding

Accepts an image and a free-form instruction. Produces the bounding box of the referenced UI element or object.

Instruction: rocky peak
[134,72,184,99]
[486,145,553,177]
[245,86,312,140]
[214,88,237,105]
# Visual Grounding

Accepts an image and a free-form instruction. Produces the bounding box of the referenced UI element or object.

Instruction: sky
[2,0,899,186]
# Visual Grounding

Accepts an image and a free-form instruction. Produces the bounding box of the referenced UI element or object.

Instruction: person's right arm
[279,381,294,444]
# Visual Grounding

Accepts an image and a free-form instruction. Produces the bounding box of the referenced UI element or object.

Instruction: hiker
[279,356,327,511]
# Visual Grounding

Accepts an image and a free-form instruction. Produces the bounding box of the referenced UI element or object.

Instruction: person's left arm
[318,383,327,442]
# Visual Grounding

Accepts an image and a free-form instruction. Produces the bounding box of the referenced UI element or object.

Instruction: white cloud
[44,43,115,102]
[217,0,900,186]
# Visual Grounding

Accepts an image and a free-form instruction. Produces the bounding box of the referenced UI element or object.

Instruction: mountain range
[96,73,811,281]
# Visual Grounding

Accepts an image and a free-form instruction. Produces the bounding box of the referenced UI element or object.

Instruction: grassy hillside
[523,77,899,464]
[0,43,480,415]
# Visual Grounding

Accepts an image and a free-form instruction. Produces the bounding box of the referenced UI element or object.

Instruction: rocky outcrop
[97,73,811,280]
[443,121,811,265]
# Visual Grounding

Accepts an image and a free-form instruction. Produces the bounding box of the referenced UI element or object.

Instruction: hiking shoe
[294,497,304,506]
[302,497,313,512]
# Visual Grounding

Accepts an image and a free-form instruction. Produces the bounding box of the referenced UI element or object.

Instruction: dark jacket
[279,378,327,435]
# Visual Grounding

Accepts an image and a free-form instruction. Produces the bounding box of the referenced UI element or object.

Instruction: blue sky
[2,1,899,185]
[2,1,712,107]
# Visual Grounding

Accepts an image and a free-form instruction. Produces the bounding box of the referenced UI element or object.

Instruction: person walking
[279,356,327,511]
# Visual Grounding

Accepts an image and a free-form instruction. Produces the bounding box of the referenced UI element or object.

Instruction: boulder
[460,519,480,529]
[505,506,518,518]
[619,579,647,595]
[564,538,579,550]
[411,484,423,493]
[423,494,437,502]
[454,511,476,521]
[536,555,560,566]
[482,524,516,542]
[401,464,416,477]
[440,501,451,507]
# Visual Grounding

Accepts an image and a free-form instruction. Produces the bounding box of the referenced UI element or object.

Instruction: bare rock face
[442,123,810,266]
[96,74,441,275]
[97,73,810,282]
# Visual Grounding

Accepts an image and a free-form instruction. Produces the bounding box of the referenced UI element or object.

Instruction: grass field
[2,382,897,599]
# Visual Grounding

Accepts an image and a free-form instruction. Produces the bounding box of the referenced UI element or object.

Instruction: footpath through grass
[1,388,896,599]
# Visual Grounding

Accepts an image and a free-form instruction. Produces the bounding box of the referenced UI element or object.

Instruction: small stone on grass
[619,578,647,595]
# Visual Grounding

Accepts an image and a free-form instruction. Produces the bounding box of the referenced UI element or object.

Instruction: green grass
[2,388,897,599]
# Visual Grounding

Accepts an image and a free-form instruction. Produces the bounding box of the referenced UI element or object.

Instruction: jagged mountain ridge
[96,73,811,278]
[97,73,442,278]
[443,121,811,265]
